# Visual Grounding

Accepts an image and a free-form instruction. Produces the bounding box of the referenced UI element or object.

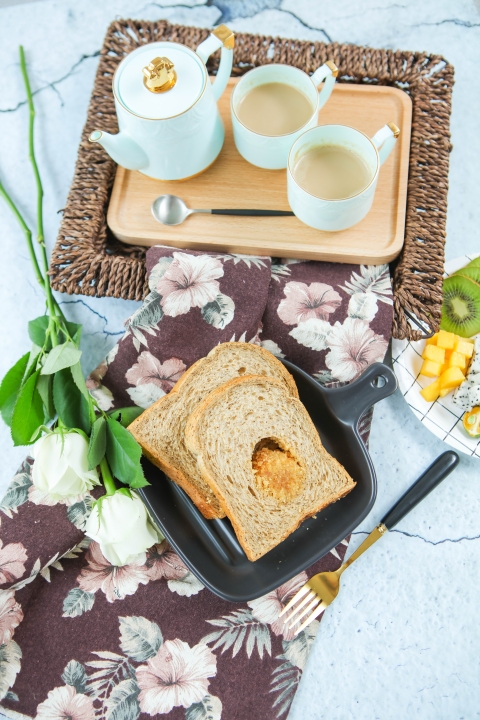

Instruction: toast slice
[185,375,355,560]
[128,343,298,519]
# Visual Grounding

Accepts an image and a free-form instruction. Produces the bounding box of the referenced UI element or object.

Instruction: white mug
[230,62,338,170]
[287,123,400,231]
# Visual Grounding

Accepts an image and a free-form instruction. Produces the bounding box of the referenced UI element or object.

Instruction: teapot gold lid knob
[142,56,177,93]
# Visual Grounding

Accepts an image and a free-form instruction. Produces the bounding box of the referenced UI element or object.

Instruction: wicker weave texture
[50,19,454,340]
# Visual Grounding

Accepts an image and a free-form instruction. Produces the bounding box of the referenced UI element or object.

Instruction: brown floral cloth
[0,247,393,719]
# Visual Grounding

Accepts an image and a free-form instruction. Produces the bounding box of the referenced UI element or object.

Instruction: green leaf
[70,360,90,400]
[36,374,55,421]
[108,406,143,428]
[62,659,87,693]
[10,370,44,446]
[62,588,95,618]
[28,424,49,444]
[129,464,149,489]
[106,417,145,486]
[53,368,91,435]
[88,417,107,470]
[0,352,29,426]
[116,487,133,499]
[25,345,41,378]
[60,321,82,344]
[28,315,49,346]
[119,616,163,662]
[69,322,82,344]
[41,342,82,375]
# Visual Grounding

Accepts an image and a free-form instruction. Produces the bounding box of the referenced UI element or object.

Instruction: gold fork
[279,451,459,635]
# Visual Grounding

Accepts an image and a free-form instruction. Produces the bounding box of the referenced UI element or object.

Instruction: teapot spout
[89,130,148,171]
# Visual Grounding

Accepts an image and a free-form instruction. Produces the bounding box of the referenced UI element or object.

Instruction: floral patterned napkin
[0,247,393,719]
[89,248,271,412]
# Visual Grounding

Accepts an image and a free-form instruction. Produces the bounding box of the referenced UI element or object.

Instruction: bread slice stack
[128,343,299,519]
[129,342,355,561]
[185,375,355,561]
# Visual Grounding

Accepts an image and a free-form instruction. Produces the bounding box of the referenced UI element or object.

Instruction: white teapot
[89,25,234,180]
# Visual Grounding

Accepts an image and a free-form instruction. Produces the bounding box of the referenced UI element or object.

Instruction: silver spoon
[151,194,294,226]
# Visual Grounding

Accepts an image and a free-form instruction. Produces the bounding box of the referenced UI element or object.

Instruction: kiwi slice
[441,273,480,337]
[452,265,480,284]
[467,257,480,269]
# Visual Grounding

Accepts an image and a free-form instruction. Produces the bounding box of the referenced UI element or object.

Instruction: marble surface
[0,0,479,718]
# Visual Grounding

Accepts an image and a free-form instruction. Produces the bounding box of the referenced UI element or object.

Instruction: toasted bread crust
[128,355,207,434]
[204,343,299,400]
[139,445,221,520]
[128,355,225,519]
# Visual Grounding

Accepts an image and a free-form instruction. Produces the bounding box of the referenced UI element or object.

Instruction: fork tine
[285,595,320,628]
[278,584,311,618]
[294,601,327,635]
[282,589,316,625]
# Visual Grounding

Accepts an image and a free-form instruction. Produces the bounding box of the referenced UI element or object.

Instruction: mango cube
[454,338,474,358]
[448,351,468,371]
[437,330,456,350]
[439,366,465,389]
[420,379,441,402]
[422,345,445,364]
[426,333,439,346]
[420,359,442,378]
[439,389,450,398]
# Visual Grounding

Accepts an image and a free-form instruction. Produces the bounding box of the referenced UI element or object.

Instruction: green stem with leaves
[0,47,146,497]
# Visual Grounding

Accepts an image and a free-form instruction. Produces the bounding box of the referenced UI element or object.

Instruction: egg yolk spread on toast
[252,439,305,503]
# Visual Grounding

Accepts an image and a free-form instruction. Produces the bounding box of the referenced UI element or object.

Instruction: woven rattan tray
[50,19,454,340]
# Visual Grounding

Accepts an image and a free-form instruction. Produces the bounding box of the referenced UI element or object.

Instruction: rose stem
[19,45,66,345]
[100,457,116,496]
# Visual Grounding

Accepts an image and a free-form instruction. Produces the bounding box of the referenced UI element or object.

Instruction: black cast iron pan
[139,360,397,602]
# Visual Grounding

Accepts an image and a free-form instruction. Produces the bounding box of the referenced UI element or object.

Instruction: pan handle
[325,362,397,427]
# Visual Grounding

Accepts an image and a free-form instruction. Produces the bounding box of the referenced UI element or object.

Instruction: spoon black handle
[211,209,294,216]
[381,451,459,530]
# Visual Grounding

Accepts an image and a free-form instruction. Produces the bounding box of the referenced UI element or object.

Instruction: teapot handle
[371,122,400,165]
[197,25,235,102]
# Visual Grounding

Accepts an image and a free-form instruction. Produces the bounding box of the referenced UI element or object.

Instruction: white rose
[32,432,100,501]
[85,491,162,566]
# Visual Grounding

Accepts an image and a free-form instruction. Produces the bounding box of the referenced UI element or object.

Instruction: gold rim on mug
[112,41,209,122]
[287,123,381,202]
[230,64,322,138]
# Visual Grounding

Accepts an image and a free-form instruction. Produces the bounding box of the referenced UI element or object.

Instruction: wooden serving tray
[108,79,411,264]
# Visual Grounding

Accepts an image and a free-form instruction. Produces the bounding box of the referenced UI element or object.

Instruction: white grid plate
[392,254,480,458]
